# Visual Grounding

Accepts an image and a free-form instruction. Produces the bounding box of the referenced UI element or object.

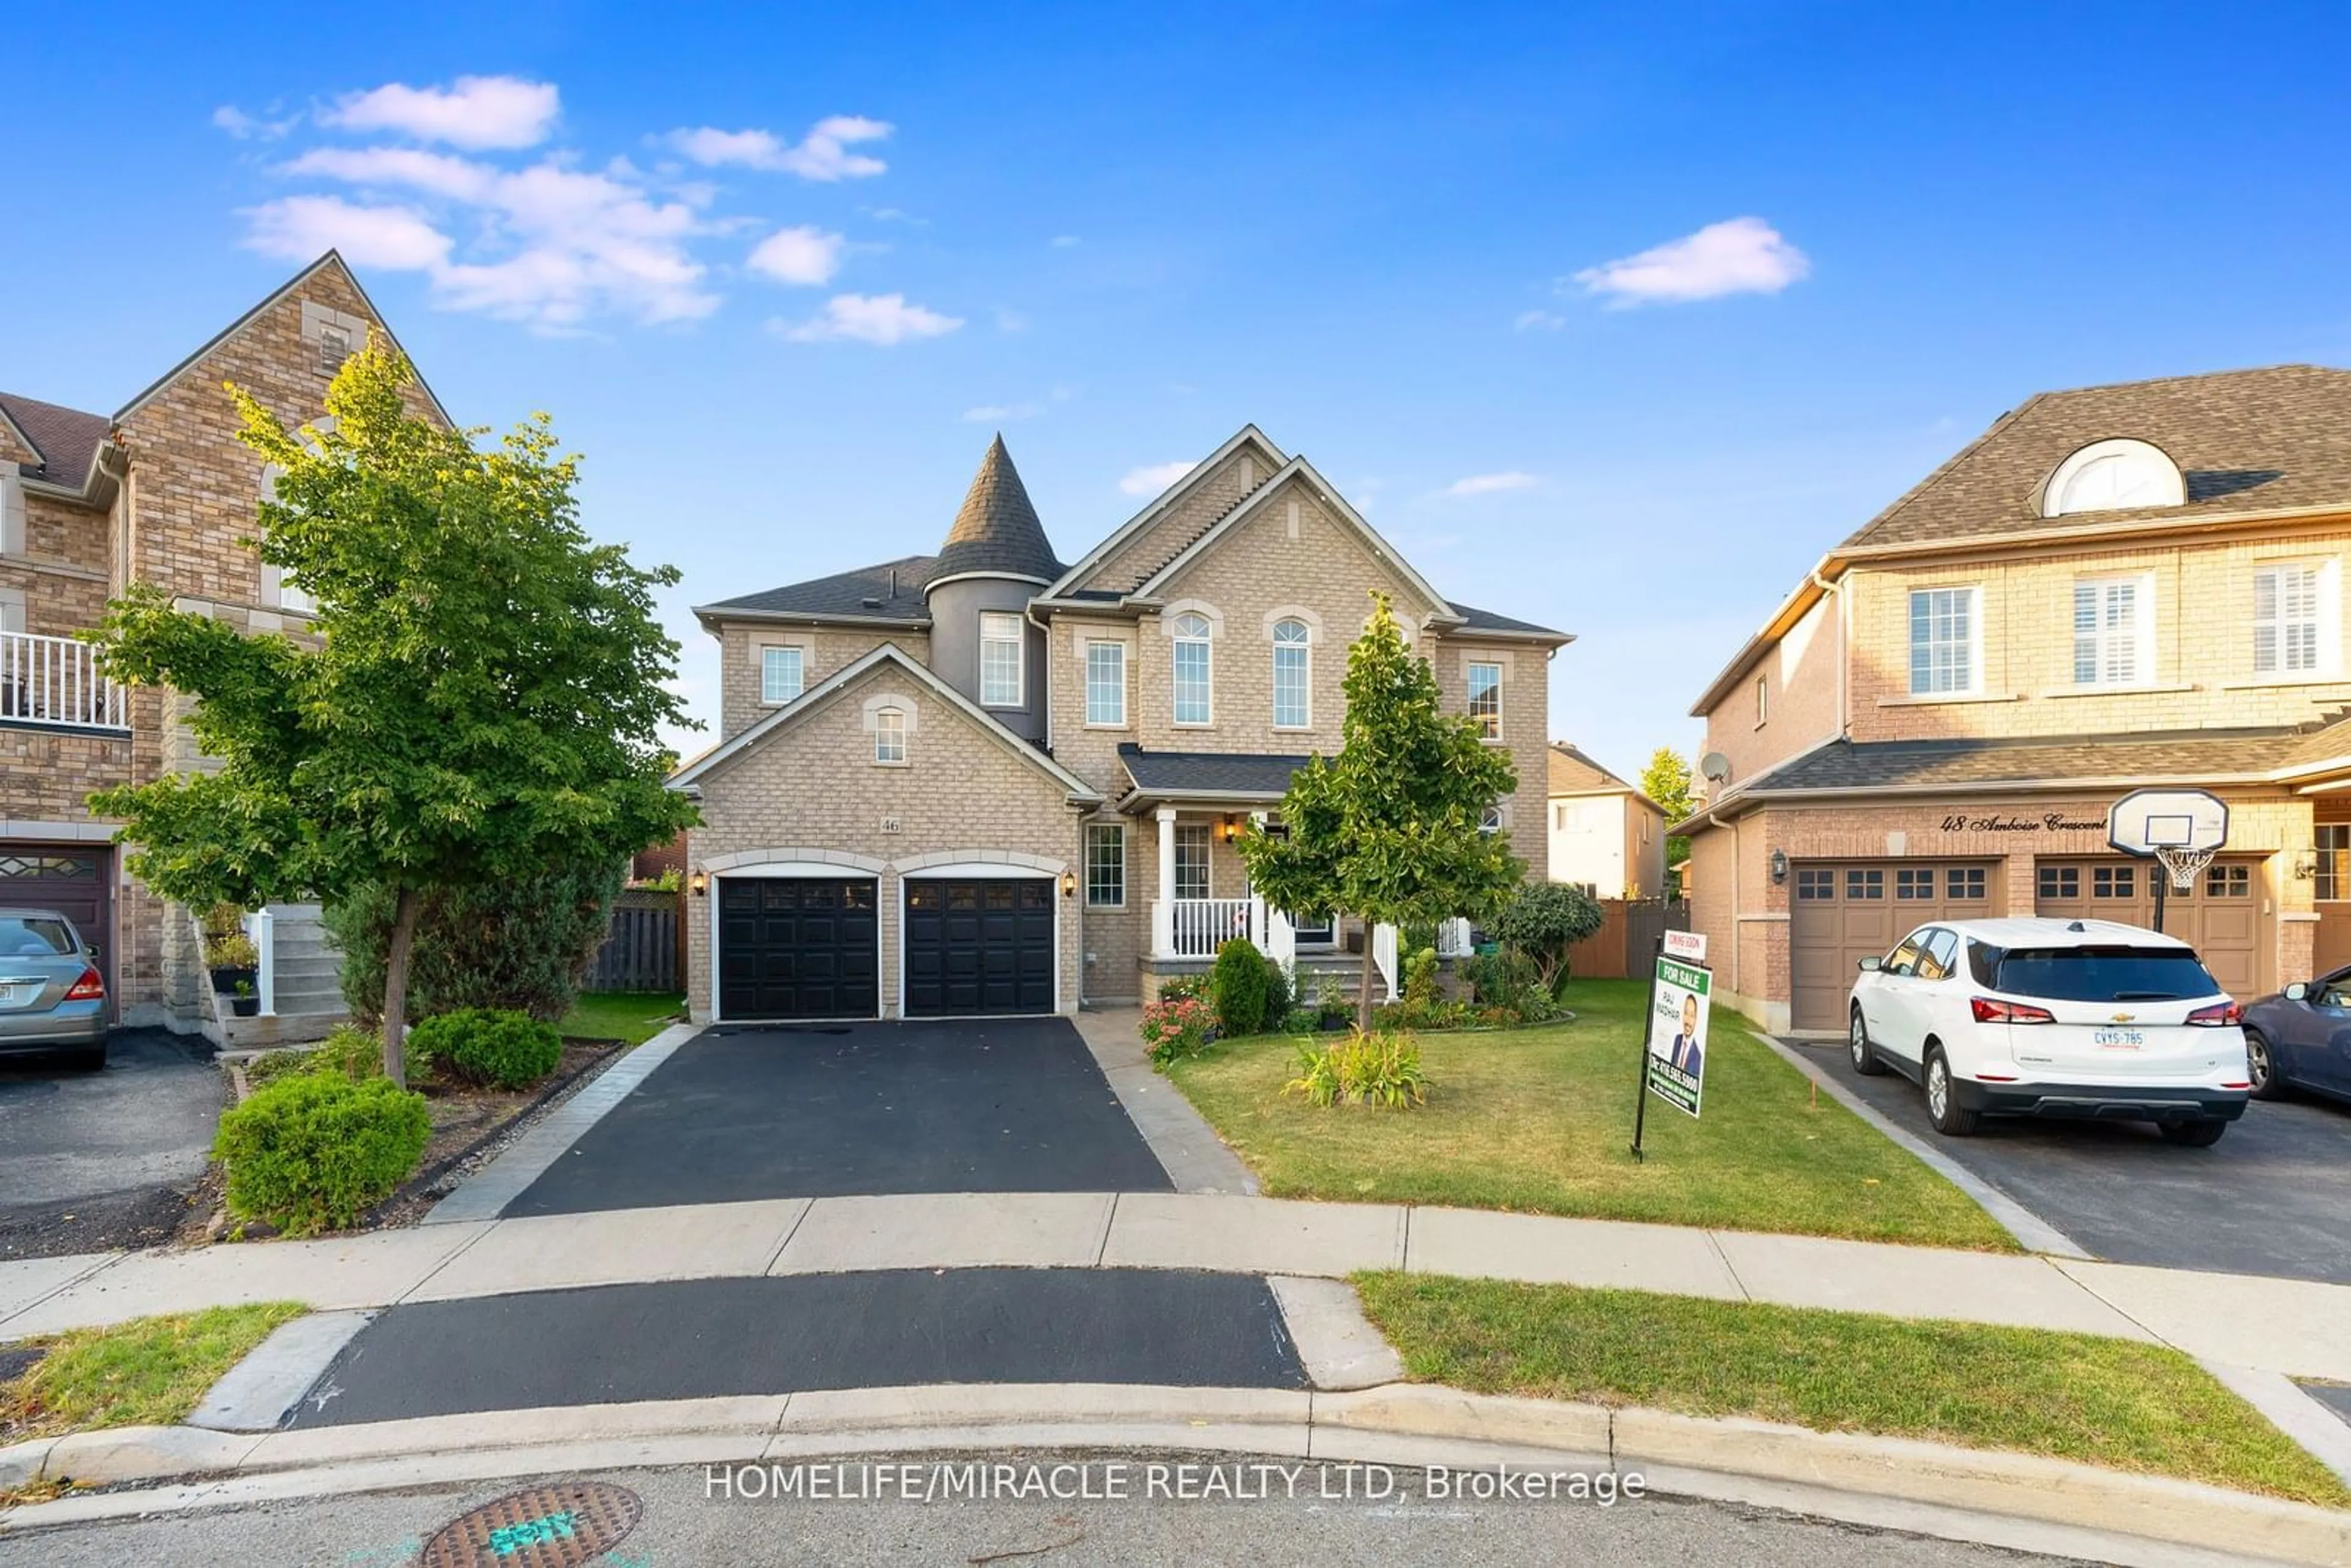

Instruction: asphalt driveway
[505,1017,1172,1217]
[0,1030,224,1259]
[1792,1038,2351,1283]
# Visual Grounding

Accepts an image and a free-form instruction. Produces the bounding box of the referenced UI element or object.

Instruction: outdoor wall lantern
[1769,848,1788,885]
[1060,869,1078,899]
[2294,849,2319,881]
[689,868,709,897]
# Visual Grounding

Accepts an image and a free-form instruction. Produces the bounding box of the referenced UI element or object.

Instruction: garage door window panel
[1845,869,1884,900]
[1946,866,1986,900]
[1796,868,1835,901]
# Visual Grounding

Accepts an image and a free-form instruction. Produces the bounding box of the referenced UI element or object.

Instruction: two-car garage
[716,871,1057,1022]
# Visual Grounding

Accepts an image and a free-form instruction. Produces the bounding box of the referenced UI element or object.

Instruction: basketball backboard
[2107,788,2229,857]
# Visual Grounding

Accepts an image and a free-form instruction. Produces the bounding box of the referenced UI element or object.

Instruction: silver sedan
[0,906,108,1070]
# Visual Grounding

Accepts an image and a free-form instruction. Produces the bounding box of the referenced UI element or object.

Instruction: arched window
[1272,618,1310,728]
[2041,438,2184,517]
[1172,611,1213,724]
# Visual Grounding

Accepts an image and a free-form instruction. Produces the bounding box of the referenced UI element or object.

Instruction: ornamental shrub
[1493,883,1605,994]
[1285,1029,1430,1109]
[1212,937,1271,1037]
[214,1073,430,1234]
[1155,972,1211,1003]
[1403,947,1441,1005]
[408,1008,564,1090]
[1281,1006,1322,1035]
[1262,956,1293,1027]
[1140,994,1215,1068]
[328,858,625,1026]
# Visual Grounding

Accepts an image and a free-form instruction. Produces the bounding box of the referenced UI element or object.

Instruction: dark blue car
[2241,970,2351,1106]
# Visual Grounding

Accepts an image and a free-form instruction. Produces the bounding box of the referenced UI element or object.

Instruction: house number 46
[879,816,902,835]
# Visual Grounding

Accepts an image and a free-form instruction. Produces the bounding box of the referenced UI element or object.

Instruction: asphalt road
[506,1019,1171,1217]
[290,1269,1300,1426]
[1793,1037,2351,1283]
[0,1457,2096,1567]
[0,1030,222,1259]
[2301,1379,2351,1430]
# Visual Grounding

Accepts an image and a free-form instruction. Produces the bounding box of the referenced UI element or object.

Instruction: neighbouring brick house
[1681,364,2351,1035]
[0,251,439,1038]
[674,427,1570,1022]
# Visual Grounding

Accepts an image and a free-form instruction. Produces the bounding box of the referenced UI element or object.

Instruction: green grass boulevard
[1354,1272,2351,1508]
[1167,978,2014,1249]
[557,990,686,1046]
[1,1302,306,1446]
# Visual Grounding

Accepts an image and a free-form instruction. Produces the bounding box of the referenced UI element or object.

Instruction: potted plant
[208,929,258,997]
[229,978,260,1018]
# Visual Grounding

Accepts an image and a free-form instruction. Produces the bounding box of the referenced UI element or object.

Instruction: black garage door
[718,877,878,1021]
[904,877,1054,1016]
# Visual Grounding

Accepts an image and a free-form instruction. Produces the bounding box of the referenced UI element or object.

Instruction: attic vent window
[317,323,352,374]
[299,300,370,379]
[2041,438,2185,517]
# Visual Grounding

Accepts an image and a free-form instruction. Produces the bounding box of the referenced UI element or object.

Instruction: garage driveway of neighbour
[1794,1039,2351,1284]
[504,1017,1172,1217]
[0,1031,225,1260]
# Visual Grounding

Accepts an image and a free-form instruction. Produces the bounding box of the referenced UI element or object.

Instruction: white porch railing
[1167,897,1256,958]
[1371,922,1400,1002]
[0,630,128,730]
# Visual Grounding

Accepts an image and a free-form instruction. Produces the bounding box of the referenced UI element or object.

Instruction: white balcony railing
[1167,897,1256,958]
[0,631,128,731]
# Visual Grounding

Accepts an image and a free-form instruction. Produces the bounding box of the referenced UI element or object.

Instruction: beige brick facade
[716,622,931,741]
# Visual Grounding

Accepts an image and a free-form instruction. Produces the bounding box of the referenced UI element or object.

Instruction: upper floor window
[1479,803,1504,835]
[872,706,907,764]
[979,612,1024,707]
[1908,587,1978,696]
[1085,640,1125,726]
[1172,612,1213,725]
[2254,562,2331,677]
[762,645,804,705]
[1467,661,1502,740]
[1272,618,1311,729]
[2072,576,2148,687]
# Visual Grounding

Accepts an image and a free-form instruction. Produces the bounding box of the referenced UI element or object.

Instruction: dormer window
[2040,438,2185,517]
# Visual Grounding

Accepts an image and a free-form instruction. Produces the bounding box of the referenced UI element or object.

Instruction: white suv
[1847,917,2251,1145]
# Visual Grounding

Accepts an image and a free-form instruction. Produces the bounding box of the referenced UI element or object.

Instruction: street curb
[1758,1032,2091,1258]
[3,1382,2344,1563]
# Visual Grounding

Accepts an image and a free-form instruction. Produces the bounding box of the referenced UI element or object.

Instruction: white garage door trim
[708,865,882,1024]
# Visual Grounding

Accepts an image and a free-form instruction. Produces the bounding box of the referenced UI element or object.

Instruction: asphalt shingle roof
[1749,728,2312,793]
[699,555,936,623]
[0,391,110,490]
[1842,364,2351,550]
[1447,600,1567,637]
[1118,744,1314,799]
[928,433,1065,585]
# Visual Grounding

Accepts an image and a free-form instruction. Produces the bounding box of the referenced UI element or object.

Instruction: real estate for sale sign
[1644,955,1711,1119]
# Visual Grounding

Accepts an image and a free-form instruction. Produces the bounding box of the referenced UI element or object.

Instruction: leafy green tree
[89,341,696,1083]
[1641,746,1698,890]
[1492,882,1605,995]
[1238,593,1523,1030]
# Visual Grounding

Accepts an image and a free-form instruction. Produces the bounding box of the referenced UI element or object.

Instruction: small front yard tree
[1493,882,1605,997]
[89,340,696,1084]
[1238,593,1523,1030]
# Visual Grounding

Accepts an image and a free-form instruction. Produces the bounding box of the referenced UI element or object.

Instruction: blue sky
[8,2,2350,776]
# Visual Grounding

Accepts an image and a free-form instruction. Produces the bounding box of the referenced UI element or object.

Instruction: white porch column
[1151,805,1177,959]
[1248,810,1270,952]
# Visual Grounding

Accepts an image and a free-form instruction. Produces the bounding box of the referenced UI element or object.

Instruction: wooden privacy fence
[1564,898,1693,980]
[586,888,684,992]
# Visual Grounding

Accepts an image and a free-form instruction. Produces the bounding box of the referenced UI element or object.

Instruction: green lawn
[1166,978,2012,1249]
[558,991,685,1045]
[1,1303,307,1444]
[1355,1273,2351,1508]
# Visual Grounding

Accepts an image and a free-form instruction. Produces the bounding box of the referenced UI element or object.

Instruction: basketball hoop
[2151,844,2216,891]
[2107,789,2229,933]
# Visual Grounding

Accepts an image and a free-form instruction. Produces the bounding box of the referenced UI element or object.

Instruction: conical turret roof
[928,433,1063,587]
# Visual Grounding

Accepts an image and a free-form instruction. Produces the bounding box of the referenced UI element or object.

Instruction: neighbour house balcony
[0,630,128,733]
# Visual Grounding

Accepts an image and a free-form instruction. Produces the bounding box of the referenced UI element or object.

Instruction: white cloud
[282,146,497,201]
[1514,309,1566,331]
[667,115,892,180]
[242,195,454,271]
[1571,216,1809,306]
[213,105,298,141]
[778,293,962,345]
[746,224,847,285]
[321,75,560,150]
[1444,471,1539,497]
[1120,461,1198,497]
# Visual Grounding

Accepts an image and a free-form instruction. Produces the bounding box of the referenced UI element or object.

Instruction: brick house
[0,252,437,1040]
[1681,365,2351,1035]
[1545,743,1667,900]
[674,427,1569,1021]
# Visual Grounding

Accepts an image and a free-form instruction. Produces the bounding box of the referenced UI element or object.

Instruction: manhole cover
[418,1482,643,1568]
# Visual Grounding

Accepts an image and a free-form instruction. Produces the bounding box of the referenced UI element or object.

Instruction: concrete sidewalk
[6,1190,2350,1380]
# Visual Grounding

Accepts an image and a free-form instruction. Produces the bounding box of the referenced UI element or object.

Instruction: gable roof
[929,434,1063,585]
[696,554,935,627]
[1116,743,1313,805]
[1547,743,1660,810]
[669,641,1101,801]
[1042,425,1287,599]
[113,251,452,430]
[0,392,111,493]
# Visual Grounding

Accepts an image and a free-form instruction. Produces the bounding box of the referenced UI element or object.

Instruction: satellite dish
[1699,751,1731,783]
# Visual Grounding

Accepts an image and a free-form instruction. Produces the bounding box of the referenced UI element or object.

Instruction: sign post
[1631,930,1709,1160]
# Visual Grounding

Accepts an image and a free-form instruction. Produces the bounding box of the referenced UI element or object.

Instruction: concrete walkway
[6,1190,2350,1381]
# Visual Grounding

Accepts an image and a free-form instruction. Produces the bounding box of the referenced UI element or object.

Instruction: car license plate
[0,984,33,1007]
[2093,1027,2145,1049]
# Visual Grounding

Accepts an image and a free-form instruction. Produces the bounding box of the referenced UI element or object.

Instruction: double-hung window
[1908,587,1978,696]
[872,707,906,764]
[761,645,805,705]
[1084,640,1125,726]
[1272,618,1311,728]
[1172,613,1213,725]
[979,612,1024,707]
[1467,661,1502,740]
[2072,576,2147,687]
[1084,823,1125,907]
[2254,563,2327,677]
